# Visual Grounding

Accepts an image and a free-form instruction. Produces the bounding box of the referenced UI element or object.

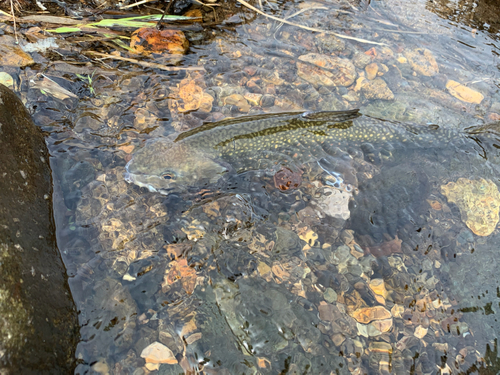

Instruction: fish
[124,109,476,194]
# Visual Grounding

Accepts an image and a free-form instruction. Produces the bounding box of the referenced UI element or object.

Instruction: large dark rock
[0,83,79,373]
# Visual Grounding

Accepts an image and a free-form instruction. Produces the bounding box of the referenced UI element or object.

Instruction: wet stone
[441,178,500,236]
[260,94,275,107]
[130,28,189,55]
[403,48,439,76]
[359,77,395,101]
[274,167,302,191]
[0,35,34,67]
[352,51,372,69]
[446,80,484,104]
[140,342,177,364]
[0,72,13,88]
[351,306,392,324]
[323,288,338,303]
[365,62,379,80]
[315,33,346,53]
[297,53,357,87]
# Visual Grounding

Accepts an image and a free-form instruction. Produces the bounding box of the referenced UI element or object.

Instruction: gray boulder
[0,83,79,373]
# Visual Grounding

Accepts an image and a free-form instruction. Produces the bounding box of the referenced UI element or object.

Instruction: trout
[125,109,470,194]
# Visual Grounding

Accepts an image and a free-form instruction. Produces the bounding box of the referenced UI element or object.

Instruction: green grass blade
[47,14,196,33]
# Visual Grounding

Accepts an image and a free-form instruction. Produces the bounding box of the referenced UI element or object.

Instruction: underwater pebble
[441,178,500,236]
[446,80,484,104]
[0,72,14,88]
[244,92,262,106]
[323,288,337,303]
[297,53,357,87]
[414,325,428,338]
[0,35,34,67]
[404,48,439,76]
[352,52,372,69]
[140,342,177,364]
[311,186,351,220]
[359,77,394,101]
[315,33,345,52]
[365,63,379,80]
[223,93,250,112]
[369,279,389,299]
[260,94,275,107]
[351,306,392,324]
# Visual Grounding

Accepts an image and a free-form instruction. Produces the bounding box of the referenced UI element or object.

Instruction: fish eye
[161,172,176,180]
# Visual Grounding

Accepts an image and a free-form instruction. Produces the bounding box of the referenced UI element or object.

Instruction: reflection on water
[18,0,500,372]
[427,0,500,36]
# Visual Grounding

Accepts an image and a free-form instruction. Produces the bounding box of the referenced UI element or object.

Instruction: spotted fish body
[125,109,460,194]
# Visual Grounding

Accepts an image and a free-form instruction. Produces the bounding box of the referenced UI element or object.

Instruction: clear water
[17,0,500,373]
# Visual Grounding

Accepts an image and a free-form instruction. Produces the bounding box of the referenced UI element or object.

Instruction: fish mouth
[124,161,173,195]
[124,171,159,193]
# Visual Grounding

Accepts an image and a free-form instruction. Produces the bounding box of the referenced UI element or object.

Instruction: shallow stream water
[6,0,500,373]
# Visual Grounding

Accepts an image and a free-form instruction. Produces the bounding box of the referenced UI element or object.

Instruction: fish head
[125,137,228,194]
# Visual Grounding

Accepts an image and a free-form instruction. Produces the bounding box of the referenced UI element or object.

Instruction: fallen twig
[283,6,329,21]
[234,0,386,46]
[120,0,157,9]
[9,0,18,43]
[85,51,206,71]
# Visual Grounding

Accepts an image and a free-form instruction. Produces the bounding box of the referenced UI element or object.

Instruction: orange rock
[427,199,442,210]
[185,332,201,345]
[351,306,392,324]
[257,357,271,369]
[202,200,220,218]
[134,107,157,131]
[170,75,214,113]
[118,144,134,154]
[365,62,379,80]
[257,261,272,281]
[365,47,377,56]
[391,304,405,319]
[374,47,394,61]
[446,80,484,104]
[130,28,189,55]
[145,363,160,371]
[397,55,407,64]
